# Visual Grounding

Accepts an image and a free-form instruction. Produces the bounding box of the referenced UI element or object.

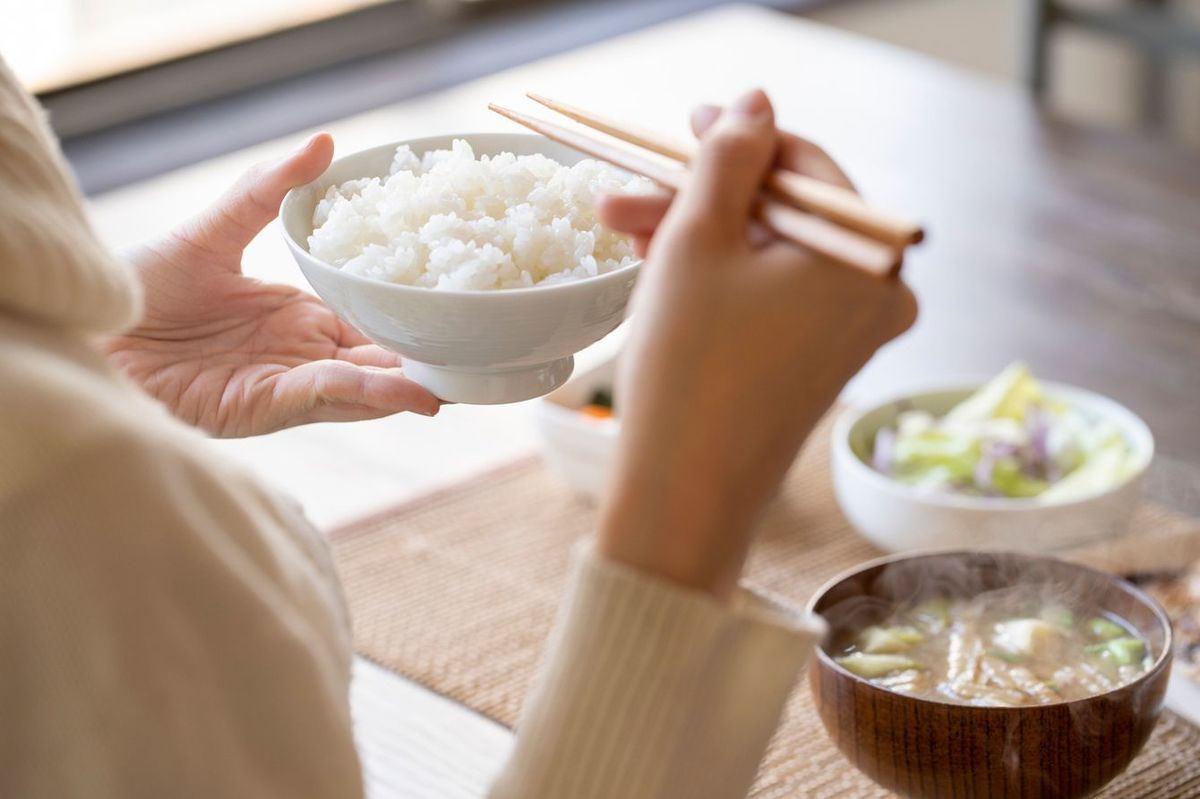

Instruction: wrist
[597,472,755,601]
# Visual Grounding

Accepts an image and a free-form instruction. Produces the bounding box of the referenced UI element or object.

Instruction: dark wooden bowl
[808,551,1173,799]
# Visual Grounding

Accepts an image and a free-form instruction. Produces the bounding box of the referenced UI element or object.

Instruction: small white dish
[533,356,619,500]
[832,382,1155,553]
[279,133,641,405]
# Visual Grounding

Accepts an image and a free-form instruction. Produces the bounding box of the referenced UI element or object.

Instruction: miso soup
[834,596,1152,706]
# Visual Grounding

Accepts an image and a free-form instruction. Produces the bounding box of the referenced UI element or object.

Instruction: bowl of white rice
[280,132,649,404]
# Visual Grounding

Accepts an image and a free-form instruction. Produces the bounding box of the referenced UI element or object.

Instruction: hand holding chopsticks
[592,89,917,598]
[489,94,924,279]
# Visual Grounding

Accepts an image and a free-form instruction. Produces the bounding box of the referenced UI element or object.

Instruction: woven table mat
[331,413,1200,797]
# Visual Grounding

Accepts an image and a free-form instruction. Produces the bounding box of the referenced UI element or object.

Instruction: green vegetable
[944,362,1042,424]
[588,388,614,410]
[892,432,979,486]
[986,648,1024,664]
[836,652,920,679]
[1040,440,1137,503]
[1086,637,1146,666]
[1087,617,1126,641]
[859,625,924,654]
[989,459,1049,498]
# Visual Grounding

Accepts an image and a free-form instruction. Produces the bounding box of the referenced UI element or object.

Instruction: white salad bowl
[279,133,641,405]
[832,382,1154,553]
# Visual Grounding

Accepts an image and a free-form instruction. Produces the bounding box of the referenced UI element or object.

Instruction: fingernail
[731,89,770,122]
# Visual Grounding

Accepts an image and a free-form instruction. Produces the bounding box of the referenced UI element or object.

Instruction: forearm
[597,377,840,599]
[488,546,823,799]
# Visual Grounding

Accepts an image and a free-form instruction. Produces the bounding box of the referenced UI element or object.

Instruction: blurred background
[2,0,1197,195]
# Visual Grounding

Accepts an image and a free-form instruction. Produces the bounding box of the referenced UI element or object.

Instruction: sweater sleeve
[489,546,825,799]
[0,348,365,799]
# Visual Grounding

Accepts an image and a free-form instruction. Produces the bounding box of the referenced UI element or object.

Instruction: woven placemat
[331,413,1200,797]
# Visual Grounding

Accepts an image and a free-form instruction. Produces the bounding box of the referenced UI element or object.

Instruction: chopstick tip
[488,103,521,122]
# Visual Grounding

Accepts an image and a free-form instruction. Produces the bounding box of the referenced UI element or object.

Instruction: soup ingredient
[1087,616,1127,640]
[868,362,1140,501]
[1086,637,1146,666]
[912,597,950,628]
[860,625,924,653]
[837,652,920,679]
[993,618,1062,657]
[308,140,650,290]
[834,595,1152,706]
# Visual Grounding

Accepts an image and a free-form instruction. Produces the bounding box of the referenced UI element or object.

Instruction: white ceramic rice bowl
[280,133,642,405]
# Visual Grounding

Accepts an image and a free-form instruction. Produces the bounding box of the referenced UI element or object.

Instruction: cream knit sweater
[0,59,822,799]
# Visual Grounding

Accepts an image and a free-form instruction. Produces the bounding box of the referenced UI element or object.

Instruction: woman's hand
[595,90,917,599]
[102,134,441,437]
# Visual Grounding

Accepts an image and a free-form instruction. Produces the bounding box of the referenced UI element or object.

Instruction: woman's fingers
[601,98,857,255]
[596,191,673,235]
[185,132,335,263]
[336,343,404,369]
[273,359,441,427]
[778,135,856,191]
[676,89,777,242]
[690,104,855,192]
[690,104,722,138]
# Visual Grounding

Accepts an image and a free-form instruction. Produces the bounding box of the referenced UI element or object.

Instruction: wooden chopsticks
[489,95,924,279]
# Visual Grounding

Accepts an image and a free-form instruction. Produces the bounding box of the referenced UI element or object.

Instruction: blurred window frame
[37,0,536,138]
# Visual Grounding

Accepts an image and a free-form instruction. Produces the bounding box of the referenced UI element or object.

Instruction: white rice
[307,140,650,290]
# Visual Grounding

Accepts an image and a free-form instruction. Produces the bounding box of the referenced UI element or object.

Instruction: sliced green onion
[1087,617,1126,641]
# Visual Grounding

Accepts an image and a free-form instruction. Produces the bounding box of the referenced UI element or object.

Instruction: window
[1,0,403,93]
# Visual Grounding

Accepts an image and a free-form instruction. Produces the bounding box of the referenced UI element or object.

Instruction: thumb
[675,89,776,243]
[185,132,335,261]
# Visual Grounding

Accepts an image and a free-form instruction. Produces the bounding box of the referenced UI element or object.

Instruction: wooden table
[87,6,1200,797]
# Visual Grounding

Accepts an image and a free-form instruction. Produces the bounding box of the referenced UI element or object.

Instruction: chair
[1024,0,1200,128]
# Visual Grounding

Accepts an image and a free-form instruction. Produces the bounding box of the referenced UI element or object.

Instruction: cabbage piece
[836,652,920,678]
[993,618,1063,657]
[912,597,951,628]
[859,625,925,654]
[944,362,1041,425]
[892,430,979,486]
[1040,606,1075,628]
[1040,440,1135,503]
